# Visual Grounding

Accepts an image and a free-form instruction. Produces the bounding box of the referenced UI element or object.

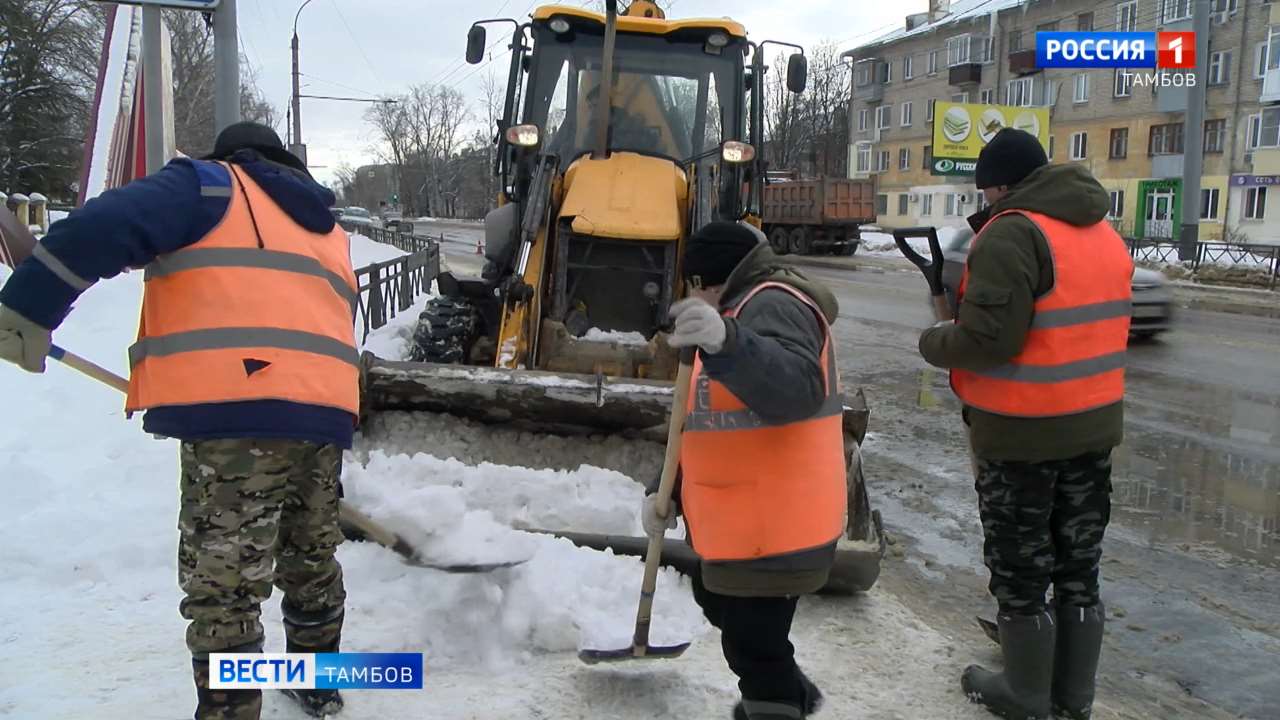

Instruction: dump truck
[358,0,884,592]
[762,172,876,257]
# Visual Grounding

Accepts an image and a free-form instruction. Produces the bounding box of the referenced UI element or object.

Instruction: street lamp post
[291,0,316,165]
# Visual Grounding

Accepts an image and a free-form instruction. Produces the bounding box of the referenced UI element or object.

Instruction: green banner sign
[933,158,977,176]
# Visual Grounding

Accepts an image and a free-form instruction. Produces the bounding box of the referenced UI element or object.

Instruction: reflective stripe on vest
[951,209,1133,418]
[124,162,359,417]
[679,281,847,566]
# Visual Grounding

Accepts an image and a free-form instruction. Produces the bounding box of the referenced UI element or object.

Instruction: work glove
[0,305,51,373]
[640,494,677,537]
[668,298,727,354]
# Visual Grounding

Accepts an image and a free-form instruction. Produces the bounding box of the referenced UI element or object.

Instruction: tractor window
[525,26,743,164]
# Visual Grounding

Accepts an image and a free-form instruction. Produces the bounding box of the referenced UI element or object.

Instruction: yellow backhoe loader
[359,0,884,592]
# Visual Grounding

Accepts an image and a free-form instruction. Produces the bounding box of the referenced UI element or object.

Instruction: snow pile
[349,232,409,267]
[860,229,964,259]
[360,294,432,359]
[584,328,650,346]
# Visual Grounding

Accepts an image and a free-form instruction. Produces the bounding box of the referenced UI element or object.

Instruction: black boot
[1052,604,1105,720]
[732,669,822,719]
[961,611,1056,720]
[191,643,263,720]
[281,605,345,717]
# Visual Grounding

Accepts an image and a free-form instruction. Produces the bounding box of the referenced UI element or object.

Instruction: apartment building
[846,0,1280,245]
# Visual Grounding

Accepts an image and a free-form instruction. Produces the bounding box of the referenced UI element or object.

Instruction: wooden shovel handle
[48,344,129,393]
[632,347,696,655]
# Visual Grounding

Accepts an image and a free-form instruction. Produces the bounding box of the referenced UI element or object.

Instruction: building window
[980,88,994,104]
[904,55,914,80]
[928,50,939,75]
[1204,119,1226,153]
[952,92,969,104]
[1209,51,1232,85]
[1245,187,1267,220]
[926,99,936,121]
[878,61,892,84]
[1008,30,1022,53]
[902,101,913,127]
[898,193,910,215]
[1201,188,1220,221]
[1048,135,1055,160]
[1007,77,1034,107]
[945,194,959,217]
[1109,128,1128,159]
[877,150,890,172]
[923,145,933,170]
[1077,12,1094,31]
[1161,0,1192,23]
[876,194,889,215]
[857,63,872,86]
[1212,0,1239,12]
[876,105,892,130]
[1070,132,1088,160]
[1256,42,1269,79]
[859,109,868,132]
[1117,1,1139,32]
[1108,190,1125,219]
[948,34,971,66]
[1260,107,1280,147]
[1074,74,1090,103]
[1149,123,1185,155]
[856,143,872,173]
[922,194,934,216]
[1114,69,1134,97]
[1036,20,1059,32]
[899,147,911,170]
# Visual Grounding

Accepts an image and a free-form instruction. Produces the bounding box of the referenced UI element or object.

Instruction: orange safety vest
[951,209,1133,418]
[124,162,360,417]
[679,282,847,565]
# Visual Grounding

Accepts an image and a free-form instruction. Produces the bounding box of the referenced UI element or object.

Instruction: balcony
[854,81,884,103]
[1008,49,1039,76]
[1151,153,1184,179]
[1263,69,1280,104]
[1156,78,1189,113]
[949,63,981,86]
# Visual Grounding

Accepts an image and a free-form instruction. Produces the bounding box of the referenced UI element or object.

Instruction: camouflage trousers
[974,450,1113,615]
[178,439,347,660]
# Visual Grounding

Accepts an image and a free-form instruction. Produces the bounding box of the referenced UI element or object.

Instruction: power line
[328,0,384,87]
[298,71,382,99]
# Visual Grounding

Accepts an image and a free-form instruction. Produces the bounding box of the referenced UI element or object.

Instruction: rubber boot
[961,611,1056,720]
[191,643,263,720]
[1052,604,1105,720]
[732,669,822,719]
[281,605,345,717]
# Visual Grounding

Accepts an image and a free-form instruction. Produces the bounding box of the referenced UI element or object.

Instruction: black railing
[351,228,442,342]
[1126,239,1280,291]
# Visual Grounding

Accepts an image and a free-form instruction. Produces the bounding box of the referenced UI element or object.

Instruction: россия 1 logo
[1035,32,1196,69]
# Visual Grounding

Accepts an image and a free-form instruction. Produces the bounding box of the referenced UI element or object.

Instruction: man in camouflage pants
[0,123,357,719]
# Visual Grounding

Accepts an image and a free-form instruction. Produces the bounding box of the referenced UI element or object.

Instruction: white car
[339,207,375,228]
[940,228,1173,339]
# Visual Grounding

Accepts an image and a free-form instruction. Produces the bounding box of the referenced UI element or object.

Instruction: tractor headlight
[707,32,730,48]
[721,141,756,164]
[505,124,541,148]
[549,17,571,34]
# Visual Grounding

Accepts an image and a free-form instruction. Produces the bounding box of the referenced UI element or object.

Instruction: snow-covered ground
[860,229,959,260]
[0,231,999,719]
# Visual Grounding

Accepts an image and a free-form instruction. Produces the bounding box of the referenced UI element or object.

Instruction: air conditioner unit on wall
[909,193,920,203]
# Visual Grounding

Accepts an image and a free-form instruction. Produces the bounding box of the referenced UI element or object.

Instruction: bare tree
[763,41,849,178]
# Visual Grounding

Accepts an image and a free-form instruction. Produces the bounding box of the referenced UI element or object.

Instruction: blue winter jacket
[0,150,356,448]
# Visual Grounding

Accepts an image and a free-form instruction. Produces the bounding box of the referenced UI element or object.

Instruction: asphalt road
[423,220,1279,718]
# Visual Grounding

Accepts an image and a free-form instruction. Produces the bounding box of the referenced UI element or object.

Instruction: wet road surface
[427,222,1279,718]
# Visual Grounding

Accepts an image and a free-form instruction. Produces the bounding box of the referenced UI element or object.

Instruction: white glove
[0,305,51,373]
[640,494,676,537]
[668,298,727,354]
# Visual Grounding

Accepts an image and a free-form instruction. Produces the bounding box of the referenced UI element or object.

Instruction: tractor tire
[769,227,791,255]
[789,227,811,255]
[410,297,479,364]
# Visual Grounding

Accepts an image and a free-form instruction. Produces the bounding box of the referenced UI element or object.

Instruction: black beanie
[204,121,310,175]
[974,128,1048,190]
[682,221,762,287]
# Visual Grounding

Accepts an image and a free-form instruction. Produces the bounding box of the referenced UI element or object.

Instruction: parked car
[339,206,375,229]
[939,227,1173,339]
[382,210,404,231]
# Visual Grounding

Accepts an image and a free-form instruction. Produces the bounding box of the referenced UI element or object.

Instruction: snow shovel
[578,346,695,665]
[892,226,953,322]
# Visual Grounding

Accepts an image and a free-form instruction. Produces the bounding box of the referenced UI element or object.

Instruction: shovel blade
[976,616,1000,645]
[412,558,529,573]
[577,642,692,665]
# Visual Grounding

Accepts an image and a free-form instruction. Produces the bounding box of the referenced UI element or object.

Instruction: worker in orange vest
[643,221,846,720]
[0,123,356,720]
[919,128,1134,720]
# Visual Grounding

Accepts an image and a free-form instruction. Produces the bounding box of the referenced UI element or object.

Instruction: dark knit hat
[681,221,762,288]
[975,128,1048,190]
[204,121,310,175]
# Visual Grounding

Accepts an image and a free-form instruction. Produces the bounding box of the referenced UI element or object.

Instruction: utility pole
[1179,0,1212,259]
[141,7,165,174]
[213,0,240,134]
[291,0,316,166]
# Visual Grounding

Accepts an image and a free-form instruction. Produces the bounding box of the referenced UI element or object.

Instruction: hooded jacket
[0,151,355,448]
[919,164,1125,462]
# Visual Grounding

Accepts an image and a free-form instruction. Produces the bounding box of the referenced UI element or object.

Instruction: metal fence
[353,231,442,342]
[1126,239,1280,291]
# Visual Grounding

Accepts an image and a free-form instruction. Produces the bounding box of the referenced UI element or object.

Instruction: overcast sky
[233,0,924,187]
